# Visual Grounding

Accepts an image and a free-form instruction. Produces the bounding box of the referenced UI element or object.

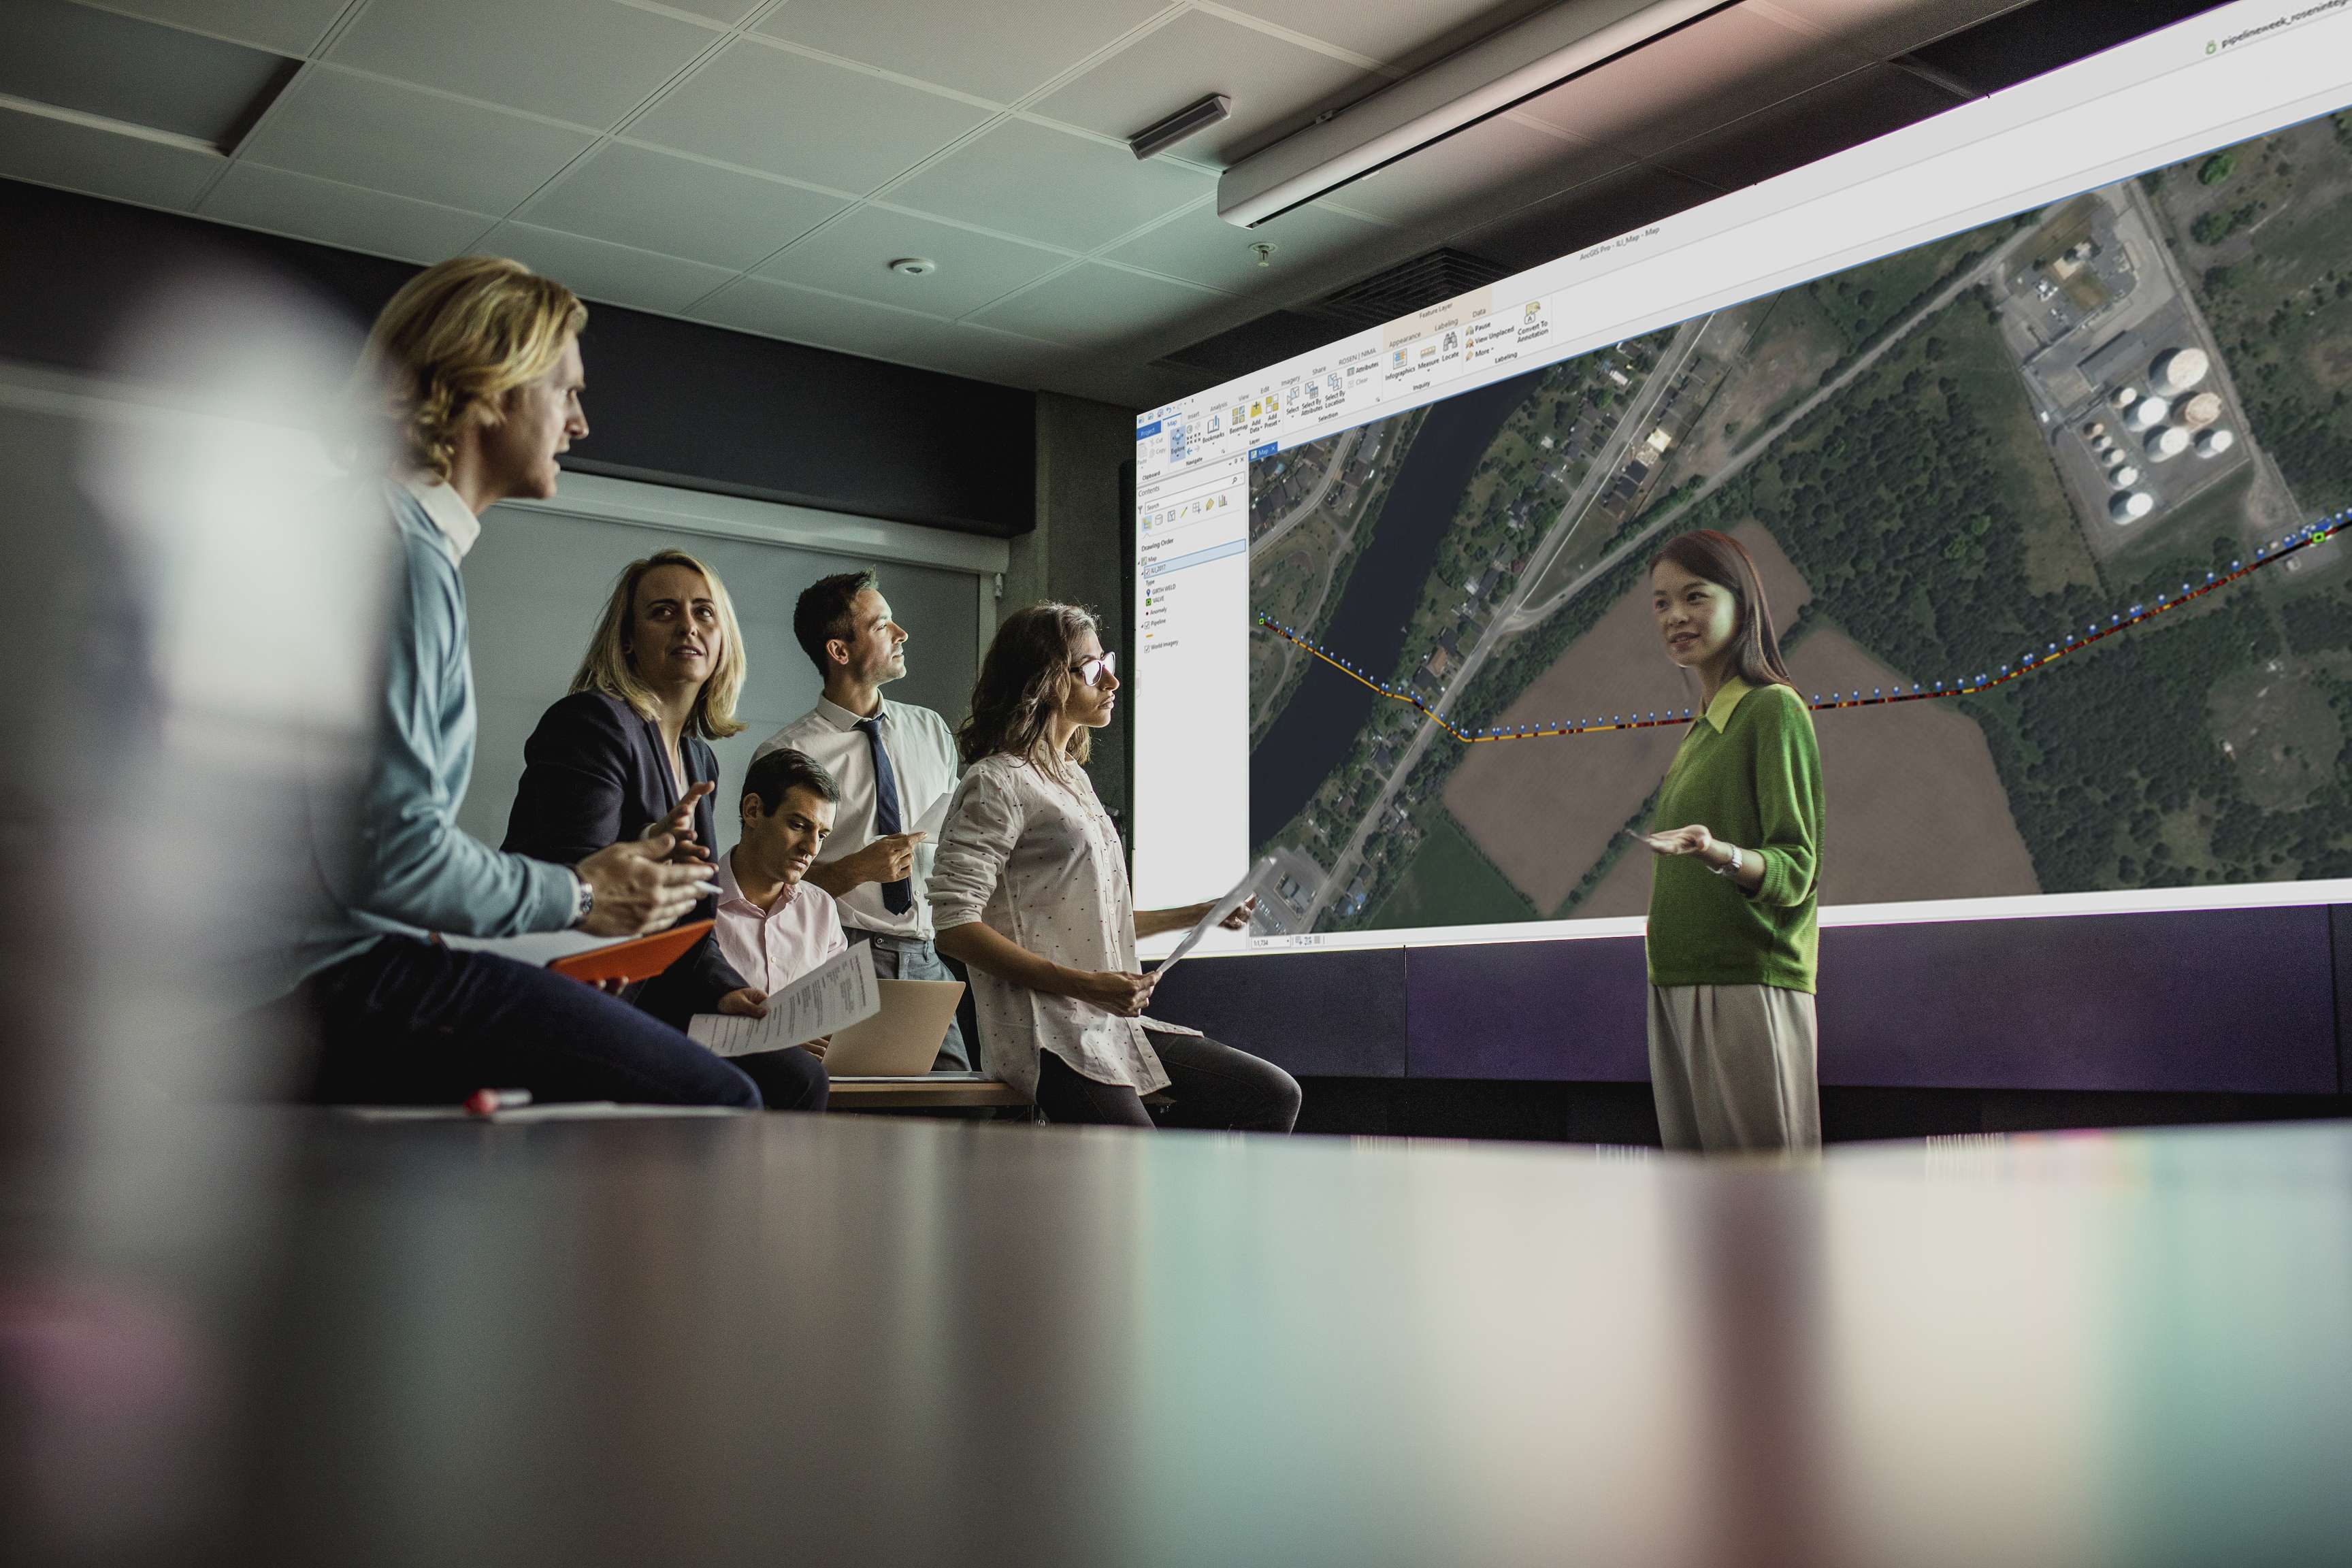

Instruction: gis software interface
[1135,0,2352,956]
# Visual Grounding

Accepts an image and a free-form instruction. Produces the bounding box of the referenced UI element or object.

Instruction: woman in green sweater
[1632,530,1823,1153]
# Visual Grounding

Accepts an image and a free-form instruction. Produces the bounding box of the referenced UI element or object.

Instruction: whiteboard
[461,475,1001,851]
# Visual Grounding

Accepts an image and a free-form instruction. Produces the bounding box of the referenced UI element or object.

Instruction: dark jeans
[730,1047,828,1113]
[847,930,971,1071]
[307,936,761,1108]
[1034,1030,1301,1132]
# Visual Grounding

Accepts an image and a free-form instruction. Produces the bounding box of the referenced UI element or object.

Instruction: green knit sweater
[1644,676,1823,993]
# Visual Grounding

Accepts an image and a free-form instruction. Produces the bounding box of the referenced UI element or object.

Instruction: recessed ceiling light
[887,257,938,276]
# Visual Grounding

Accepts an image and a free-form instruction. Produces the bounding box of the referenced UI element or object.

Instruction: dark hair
[957,603,1098,768]
[793,570,878,673]
[742,747,840,816]
[1648,529,1795,690]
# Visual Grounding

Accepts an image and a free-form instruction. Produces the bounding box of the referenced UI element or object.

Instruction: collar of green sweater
[1701,676,1754,732]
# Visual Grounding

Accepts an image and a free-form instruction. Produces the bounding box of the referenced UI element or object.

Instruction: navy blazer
[502,689,745,1024]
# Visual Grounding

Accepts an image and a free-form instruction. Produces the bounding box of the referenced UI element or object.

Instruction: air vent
[0,0,299,153]
[1897,0,2232,99]
[1305,246,1518,330]
[1153,246,1514,379]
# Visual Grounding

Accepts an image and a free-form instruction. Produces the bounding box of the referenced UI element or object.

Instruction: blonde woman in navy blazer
[504,549,826,1111]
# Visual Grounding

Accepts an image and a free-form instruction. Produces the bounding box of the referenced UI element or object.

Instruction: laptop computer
[822,978,966,1077]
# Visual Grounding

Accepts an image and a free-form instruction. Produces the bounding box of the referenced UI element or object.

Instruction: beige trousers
[1647,983,1820,1154]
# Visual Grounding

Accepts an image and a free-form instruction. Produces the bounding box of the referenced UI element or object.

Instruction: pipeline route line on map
[1252,515,2346,745]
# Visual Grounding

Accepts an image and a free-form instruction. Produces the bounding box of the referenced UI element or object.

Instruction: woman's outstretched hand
[1630,824,1718,860]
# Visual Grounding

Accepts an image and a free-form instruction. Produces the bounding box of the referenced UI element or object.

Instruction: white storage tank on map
[2110,490,2156,523]
[2147,426,2191,461]
[2197,428,2237,458]
[2111,463,2142,486]
[2151,347,2210,395]
[2112,385,2140,409]
[2127,395,2171,430]
[2176,391,2225,429]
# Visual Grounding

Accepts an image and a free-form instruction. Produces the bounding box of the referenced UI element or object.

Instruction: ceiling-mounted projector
[1217,0,1734,228]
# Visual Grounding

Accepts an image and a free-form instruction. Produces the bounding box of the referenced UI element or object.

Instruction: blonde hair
[570,551,749,740]
[357,255,586,482]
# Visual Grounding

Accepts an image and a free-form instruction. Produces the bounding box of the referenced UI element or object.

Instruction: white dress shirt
[756,696,958,941]
[712,847,847,997]
[928,753,1195,1102]
[399,474,482,559]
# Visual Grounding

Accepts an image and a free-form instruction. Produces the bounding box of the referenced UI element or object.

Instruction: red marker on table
[465,1088,532,1117]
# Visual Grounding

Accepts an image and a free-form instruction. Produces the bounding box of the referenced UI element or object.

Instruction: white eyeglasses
[1071,651,1117,688]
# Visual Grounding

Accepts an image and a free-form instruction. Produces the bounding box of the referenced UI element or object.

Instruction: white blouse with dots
[928,751,1196,1101]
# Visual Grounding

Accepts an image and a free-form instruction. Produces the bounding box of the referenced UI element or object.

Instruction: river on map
[1250,370,1541,850]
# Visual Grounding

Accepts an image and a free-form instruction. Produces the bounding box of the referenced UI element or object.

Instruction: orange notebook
[546,919,714,985]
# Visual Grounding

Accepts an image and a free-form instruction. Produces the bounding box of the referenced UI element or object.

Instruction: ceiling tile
[5,0,297,148]
[968,261,1227,348]
[755,207,1071,318]
[904,321,1084,387]
[1449,159,1719,271]
[628,39,991,194]
[202,161,493,261]
[1761,0,2022,59]
[1650,59,1955,191]
[0,105,223,208]
[688,276,955,361]
[327,0,717,128]
[521,143,845,270]
[756,0,1167,105]
[888,118,1211,251]
[662,0,764,22]
[1511,7,1870,159]
[1213,0,1563,67]
[1033,9,1374,167]
[1107,198,1390,291]
[239,66,597,212]
[1321,114,1631,227]
[481,221,738,316]
[85,0,350,56]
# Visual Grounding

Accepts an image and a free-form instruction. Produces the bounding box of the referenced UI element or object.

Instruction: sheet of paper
[1149,857,1272,987]
[913,789,953,837]
[688,943,879,1058]
[436,928,615,966]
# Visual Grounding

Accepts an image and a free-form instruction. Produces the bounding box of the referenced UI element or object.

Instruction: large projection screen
[1134,0,2352,960]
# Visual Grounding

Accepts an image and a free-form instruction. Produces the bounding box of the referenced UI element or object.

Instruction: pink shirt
[713,849,847,996]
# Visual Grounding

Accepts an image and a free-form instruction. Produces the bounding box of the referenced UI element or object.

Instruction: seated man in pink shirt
[707,747,849,1109]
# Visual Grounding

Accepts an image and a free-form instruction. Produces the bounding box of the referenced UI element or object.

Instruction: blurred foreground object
[0,256,389,1561]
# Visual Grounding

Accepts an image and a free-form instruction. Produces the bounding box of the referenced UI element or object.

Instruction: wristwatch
[1710,845,1743,879]
[571,871,595,927]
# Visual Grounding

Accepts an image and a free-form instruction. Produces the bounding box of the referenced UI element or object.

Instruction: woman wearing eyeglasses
[931,604,1301,1130]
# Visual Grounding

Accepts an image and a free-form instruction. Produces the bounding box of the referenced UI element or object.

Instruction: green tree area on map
[1247,406,1426,748]
[1294,106,2352,936]
[1250,337,1671,891]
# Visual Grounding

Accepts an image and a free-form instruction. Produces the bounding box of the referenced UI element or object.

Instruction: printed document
[689,943,879,1057]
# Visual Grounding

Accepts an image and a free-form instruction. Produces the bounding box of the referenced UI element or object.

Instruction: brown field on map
[1444,525,1812,911]
[1450,525,2042,915]
[1533,625,2047,919]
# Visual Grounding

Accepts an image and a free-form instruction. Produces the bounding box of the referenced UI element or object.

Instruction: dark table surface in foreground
[8,1111,2351,1567]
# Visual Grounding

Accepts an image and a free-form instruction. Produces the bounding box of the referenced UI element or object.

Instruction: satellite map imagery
[1247,110,2352,938]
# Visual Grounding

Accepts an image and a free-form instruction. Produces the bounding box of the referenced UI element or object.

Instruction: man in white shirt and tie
[755,571,968,1071]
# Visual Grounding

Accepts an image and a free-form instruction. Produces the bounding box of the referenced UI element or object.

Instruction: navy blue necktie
[858,715,913,915]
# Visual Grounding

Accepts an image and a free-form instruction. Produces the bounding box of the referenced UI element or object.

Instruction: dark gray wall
[0,176,1036,537]
[1013,389,1139,826]
[1158,905,2349,1098]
